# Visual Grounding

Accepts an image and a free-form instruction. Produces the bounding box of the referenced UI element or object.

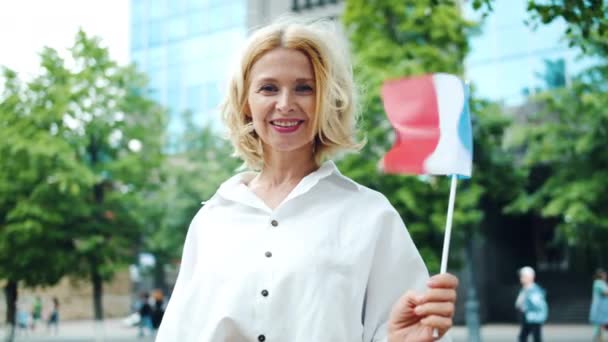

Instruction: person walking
[590,269,608,341]
[31,296,42,330]
[47,297,59,335]
[516,266,548,342]
[151,290,165,333]
[137,292,153,337]
[16,301,30,336]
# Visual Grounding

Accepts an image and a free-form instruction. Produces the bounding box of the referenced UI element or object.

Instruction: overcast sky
[0,0,130,79]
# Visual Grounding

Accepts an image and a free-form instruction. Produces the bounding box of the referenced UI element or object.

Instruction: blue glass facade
[464,0,587,106]
[130,0,247,145]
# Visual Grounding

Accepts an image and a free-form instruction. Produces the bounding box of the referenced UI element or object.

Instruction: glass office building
[130,0,247,146]
[464,0,586,106]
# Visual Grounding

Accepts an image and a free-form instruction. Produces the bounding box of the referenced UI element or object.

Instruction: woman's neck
[255,149,318,188]
[246,144,318,210]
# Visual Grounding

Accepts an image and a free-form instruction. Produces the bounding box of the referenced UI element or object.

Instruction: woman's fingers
[427,273,459,289]
[414,302,455,317]
[420,315,453,332]
[415,288,457,304]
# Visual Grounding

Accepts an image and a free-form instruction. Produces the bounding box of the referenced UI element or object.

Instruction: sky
[0,0,130,79]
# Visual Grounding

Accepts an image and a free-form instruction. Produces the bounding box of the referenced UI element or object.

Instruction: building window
[168,0,188,16]
[167,88,183,114]
[167,41,186,66]
[167,16,188,42]
[147,46,166,70]
[147,19,165,46]
[188,10,208,35]
[187,85,204,113]
[149,0,167,19]
[292,0,339,12]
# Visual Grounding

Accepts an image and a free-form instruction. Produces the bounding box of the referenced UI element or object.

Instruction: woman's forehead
[250,48,314,80]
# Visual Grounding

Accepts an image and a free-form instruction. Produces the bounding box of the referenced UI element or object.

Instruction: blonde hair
[221,17,363,170]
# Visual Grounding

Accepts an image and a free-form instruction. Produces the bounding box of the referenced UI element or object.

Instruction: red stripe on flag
[381,75,440,174]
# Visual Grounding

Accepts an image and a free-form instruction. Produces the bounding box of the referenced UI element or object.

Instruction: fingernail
[414,306,422,315]
[415,295,424,302]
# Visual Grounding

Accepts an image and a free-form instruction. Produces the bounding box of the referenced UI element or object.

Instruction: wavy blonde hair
[221,17,363,170]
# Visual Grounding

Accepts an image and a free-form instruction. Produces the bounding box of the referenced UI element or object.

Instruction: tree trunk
[89,136,104,321]
[153,254,168,296]
[4,280,17,342]
[91,258,104,321]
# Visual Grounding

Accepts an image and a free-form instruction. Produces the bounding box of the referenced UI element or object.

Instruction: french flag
[380,73,473,177]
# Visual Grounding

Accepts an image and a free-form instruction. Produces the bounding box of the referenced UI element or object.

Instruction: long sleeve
[601,280,608,295]
[153,163,459,341]
[155,207,203,341]
[515,290,524,310]
[362,205,451,342]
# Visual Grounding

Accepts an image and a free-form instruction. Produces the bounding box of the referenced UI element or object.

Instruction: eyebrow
[255,77,314,83]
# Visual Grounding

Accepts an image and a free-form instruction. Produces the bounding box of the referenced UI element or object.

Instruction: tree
[526,0,607,53]
[507,64,608,268]
[470,0,608,269]
[0,30,166,325]
[141,111,239,294]
[340,0,524,272]
[473,0,608,53]
[0,67,88,341]
[54,31,165,321]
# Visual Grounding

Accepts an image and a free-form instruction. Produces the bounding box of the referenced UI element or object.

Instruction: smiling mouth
[270,120,304,127]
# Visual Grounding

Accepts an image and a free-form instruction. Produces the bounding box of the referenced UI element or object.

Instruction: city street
[0,319,595,341]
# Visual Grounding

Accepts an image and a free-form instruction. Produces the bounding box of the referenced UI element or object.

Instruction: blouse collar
[214,160,360,212]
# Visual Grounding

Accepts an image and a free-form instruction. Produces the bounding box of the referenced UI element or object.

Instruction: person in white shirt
[156,17,458,342]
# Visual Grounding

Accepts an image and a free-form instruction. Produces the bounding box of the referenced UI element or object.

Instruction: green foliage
[342,0,521,272]
[526,0,607,53]
[468,0,608,269]
[0,30,165,293]
[471,0,493,13]
[479,0,608,54]
[142,111,240,265]
[506,64,608,252]
[0,68,87,286]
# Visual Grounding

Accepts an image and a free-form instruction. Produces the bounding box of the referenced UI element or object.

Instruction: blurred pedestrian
[590,268,608,341]
[31,295,42,330]
[16,301,30,336]
[47,297,59,335]
[151,290,165,332]
[515,266,548,342]
[138,292,153,337]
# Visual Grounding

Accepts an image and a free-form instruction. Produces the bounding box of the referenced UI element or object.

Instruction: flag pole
[440,175,458,274]
[433,174,458,338]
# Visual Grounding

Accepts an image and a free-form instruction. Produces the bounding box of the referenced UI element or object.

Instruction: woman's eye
[296,84,314,93]
[259,85,278,92]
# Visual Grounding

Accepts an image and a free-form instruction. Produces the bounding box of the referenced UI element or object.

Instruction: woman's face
[247,47,316,157]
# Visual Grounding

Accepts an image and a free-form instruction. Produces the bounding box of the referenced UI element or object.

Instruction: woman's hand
[388,273,458,342]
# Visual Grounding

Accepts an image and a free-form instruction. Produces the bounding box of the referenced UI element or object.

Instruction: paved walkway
[1,318,152,342]
[451,324,593,341]
[0,319,597,341]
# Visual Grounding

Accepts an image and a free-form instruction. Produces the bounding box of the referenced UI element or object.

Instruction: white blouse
[156,160,448,342]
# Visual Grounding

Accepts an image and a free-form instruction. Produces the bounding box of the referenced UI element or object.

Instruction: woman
[590,269,608,341]
[157,18,458,342]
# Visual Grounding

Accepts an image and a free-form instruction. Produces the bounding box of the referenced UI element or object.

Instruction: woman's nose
[276,90,294,113]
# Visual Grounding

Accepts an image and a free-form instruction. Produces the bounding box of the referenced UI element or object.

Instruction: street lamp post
[465,234,482,342]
